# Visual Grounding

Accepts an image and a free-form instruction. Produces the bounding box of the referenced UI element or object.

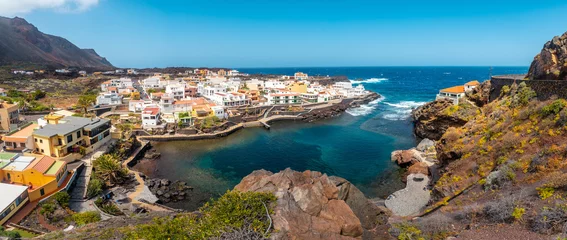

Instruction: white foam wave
[345,96,384,117]
[381,101,427,120]
[349,78,388,84]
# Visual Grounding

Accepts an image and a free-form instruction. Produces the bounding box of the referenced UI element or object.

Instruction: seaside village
[0,68,373,233]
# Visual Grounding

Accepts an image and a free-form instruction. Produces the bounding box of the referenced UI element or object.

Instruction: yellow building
[0,183,29,225]
[288,82,308,93]
[131,91,141,100]
[0,153,68,202]
[33,114,112,162]
[0,101,21,133]
[217,69,226,76]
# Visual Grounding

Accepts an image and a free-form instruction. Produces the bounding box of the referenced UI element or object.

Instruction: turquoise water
[138,67,528,208]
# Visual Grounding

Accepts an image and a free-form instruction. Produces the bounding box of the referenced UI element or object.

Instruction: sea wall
[490,75,567,101]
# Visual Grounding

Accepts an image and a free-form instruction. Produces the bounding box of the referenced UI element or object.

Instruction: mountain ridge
[0,16,114,70]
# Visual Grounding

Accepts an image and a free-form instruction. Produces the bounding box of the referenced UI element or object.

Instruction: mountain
[0,16,113,70]
[527,31,567,80]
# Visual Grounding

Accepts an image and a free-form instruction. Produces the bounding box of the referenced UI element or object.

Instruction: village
[0,67,378,237]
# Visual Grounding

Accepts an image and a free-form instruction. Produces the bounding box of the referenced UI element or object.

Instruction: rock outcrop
[145,178,193,203]
[465,80,491,107]
[412,99,469,140]
[527,31,567,80]
[234,168,390,240]
[301,92,381,123]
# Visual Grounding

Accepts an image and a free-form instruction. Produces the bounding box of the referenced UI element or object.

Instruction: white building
[266,93,301,105]
[165,84,186,99]
[227,70,240,76]
[333,82,353,89]
[142,107,161,129]
[436,86,465,105]
[211,106,227,119]
[129,100,154,112]
[96,93,122,106]
[142,77,165,90]
[465,81,480,92]
[201,85,227,98]
[294,72,308,80]
[101,78,133,92]
[209,92,251,108]
[264,81,286,90]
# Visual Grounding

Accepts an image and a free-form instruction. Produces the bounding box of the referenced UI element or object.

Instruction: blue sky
[7,0,567,68]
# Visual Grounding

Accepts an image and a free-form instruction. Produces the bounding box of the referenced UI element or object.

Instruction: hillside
[527,31,567,80]
[0,16,113,70]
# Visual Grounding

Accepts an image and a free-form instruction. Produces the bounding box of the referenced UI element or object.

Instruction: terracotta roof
[29,156,56,173]
[465,80,480,86]
[108,87,117,91]
[143,107,160,115]
[3,123,37,143]
[440,86,465,94]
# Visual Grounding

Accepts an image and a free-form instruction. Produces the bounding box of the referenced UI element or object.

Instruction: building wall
[289,83,307,93]
[0,104,19,132]
[0,193,29,225]
[28,179,58,201]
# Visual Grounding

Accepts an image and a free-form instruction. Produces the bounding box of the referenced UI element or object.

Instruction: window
[58,139,62,146]
[39,139,43,143]
[34,138,37,142]
[40,188,45,196]
[41,149,44,153]
[77,131,81,138]
[67,135,73,143]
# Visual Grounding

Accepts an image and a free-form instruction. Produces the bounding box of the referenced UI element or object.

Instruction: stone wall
[490,76,567,101]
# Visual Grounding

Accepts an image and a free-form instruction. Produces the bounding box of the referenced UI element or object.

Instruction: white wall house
[266,93,302,105]
[142,107,161,129]
[294,72,308,80]
[101,78,133,92]
[436,86,465,105]
[464,81,480,92]
[333,82,353,89]
[142,77,164,90]
[209,92,251,108]
[211,106,226,119]
[129,100,154,112]
[96,93,122,105]
[201,85,227,98]
[165,84,186,99]
[264,81,286,90]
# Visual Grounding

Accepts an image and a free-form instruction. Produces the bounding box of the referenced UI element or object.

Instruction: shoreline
[136,92,380,142]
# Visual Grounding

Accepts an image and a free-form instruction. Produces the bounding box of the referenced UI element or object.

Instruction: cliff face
[0,16,114,70]
[527,31,567,80]
[411,98,472,140]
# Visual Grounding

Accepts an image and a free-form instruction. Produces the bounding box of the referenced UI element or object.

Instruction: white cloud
[0,0,101,16]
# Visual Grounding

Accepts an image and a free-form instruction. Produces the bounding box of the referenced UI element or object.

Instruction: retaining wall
[490,76,567,101]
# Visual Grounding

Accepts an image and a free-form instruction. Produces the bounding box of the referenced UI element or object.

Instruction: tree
[92,154,128,186]
[77,93,96,114]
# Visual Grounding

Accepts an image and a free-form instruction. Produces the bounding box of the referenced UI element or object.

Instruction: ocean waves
[345,96,384,116]
[350,78,388,84]
[381,101,427,120]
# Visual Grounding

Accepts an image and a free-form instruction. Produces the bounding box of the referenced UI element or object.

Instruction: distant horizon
[125,65,530,70]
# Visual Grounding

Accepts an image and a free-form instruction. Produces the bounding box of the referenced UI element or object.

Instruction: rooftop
[440,86,465,94]
[0,183,28,212]
[3,123,37,143]
[2,156,35,171]
[28,156,56,174]
[143,107,160,115]
[45,160,65,176]
[465,80,481,86]
[34,116,110,138]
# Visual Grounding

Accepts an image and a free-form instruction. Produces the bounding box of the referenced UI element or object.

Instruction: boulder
[416,138,435,152]
[391,150,420,167]
[235,168,387,240]
[527,31,567,80]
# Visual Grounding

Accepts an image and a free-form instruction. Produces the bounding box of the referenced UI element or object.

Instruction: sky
[1,0,567,68]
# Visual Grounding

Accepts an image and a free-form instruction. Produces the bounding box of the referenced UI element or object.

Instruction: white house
[227,70,240,76]
[129,100,154,112]
[101,78,133,92]
[142,77,164,90]
[264,81,286,90]
[209,92,251,108]
[96,93,122,106]
[142,107,161,129]
[165,84,186,99]
[245,79,264,91]
[465,81,480,92]
[333,82,353,89]
[201,85,227,98]
[211,106,227,119]
[266,93,301,105]
[436,86,466,105]
[294,72,308,80]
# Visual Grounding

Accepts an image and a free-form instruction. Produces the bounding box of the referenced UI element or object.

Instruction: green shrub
[54,191,70,208]
[72,211,101,226]
[40,203,56,215]
[87,177,103,199]
[537,187,555,200]
[0,226,21,239]
[512,207,525,221]
[394,223,425,240]
[124,191,276,240]
[541,99,567,117]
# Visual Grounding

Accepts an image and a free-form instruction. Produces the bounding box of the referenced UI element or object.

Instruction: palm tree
[77,93,96,115]
[92,154,128,186]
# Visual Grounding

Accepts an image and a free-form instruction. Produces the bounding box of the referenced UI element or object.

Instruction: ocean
[133,66,528,210]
